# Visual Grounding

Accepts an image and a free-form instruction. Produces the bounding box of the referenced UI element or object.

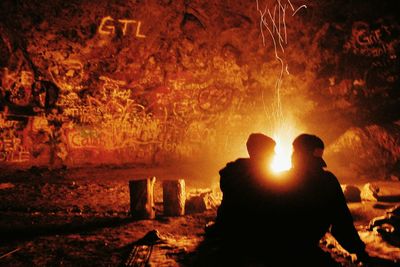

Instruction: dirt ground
[0,166,399,266]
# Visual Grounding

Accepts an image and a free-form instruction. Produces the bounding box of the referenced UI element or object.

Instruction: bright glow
[271,136,293,173]
[255,0,306,175]
[268,122,299,174]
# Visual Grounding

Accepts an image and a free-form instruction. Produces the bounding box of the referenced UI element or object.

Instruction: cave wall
[327,122,400,181]
[0,0,399,169]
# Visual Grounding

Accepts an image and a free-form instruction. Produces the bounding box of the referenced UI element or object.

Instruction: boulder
[0,183,14,190]
[361,182,400,202]
[361,183,380,201]
[185,189,220,214]
[327,124,400,180]
[341,184,361,202]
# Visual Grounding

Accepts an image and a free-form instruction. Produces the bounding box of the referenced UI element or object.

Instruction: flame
[269,123,300,173]
[271,135,293,173]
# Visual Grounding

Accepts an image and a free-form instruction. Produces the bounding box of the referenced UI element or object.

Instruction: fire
[271,136,293,173]
[255,1,306,174]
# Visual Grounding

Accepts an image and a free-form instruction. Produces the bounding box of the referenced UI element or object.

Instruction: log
[129,177,156,219]
[163,179,186,216]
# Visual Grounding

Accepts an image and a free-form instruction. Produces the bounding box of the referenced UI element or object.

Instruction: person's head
[292,134,326,170]
[246,133,276,164]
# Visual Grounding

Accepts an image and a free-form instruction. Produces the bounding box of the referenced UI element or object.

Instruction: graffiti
[66,105,163,151]
[56,76,135,124]
[55,77,140,143]
[0,113,17,128]
[63,106,102,124]
[99,75,126,87]
[0,150,30,163]
[98,16,146,38]
[198,86,233,113]
[185,122,217,145]
[1,69,34,107]
[35,80,60,112]
[58,92,80,107]
[0,114,30,163]
[167,79,235,121]
[159,123,182,147]
[172,98,197,122]
[1,68,59,118]
[31,116,49,132]
[344,21,396,58]
[341,21,400,97]
[10,71,34,107]
[0,64,250,166]
[99,76,130,102]
[0,137,30,162]
[67,128,102,149]
[169,80,212,91]
[49,59,84,92]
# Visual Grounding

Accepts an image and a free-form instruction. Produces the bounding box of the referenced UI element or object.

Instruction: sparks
[256,0,308,119]
[256,0,307,174]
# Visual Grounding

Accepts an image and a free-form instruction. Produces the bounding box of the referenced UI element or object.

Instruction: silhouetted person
[281,134,369,266]
[210,133,276,265]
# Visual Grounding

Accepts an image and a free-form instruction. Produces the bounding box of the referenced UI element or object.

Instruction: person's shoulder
[321,170,342,186]
[221,158,248,170]
[323,170,337,179]
[219,158,249,175]
[219,158,249,191]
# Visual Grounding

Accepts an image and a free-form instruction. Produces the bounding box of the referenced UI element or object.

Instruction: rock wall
[327,123,400,180]
[0,0,399,170]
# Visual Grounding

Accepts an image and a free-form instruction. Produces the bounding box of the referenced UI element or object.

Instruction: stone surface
[0,168,399,266]
[0,0,399,171]
[327,124,400,181]
[342,184,361,203]
[361,183,380,202]
[0,182,14,190]
[185,189,220,214]
[361,182,400,202]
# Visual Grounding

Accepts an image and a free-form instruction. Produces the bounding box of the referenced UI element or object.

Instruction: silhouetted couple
[211,133,369,267]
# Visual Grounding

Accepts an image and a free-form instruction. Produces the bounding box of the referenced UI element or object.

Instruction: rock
[136,229,164,245]
[387,205,400,216]
[369,205,400,246]
[1,0,399,174]
[361,182,400,202]
[185,189,220,214]
[69,205,82,213]
[341,184,361,202]
[0,182,15,190]
[361,183,379,201]
[28,166,48,176]
[185,195,208,214]
[327,124,400,180]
